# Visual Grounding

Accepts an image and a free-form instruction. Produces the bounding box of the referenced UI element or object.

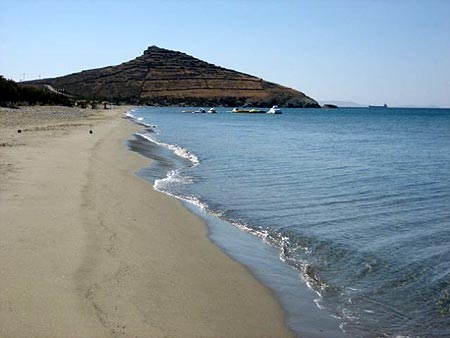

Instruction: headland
[25,46,319,108]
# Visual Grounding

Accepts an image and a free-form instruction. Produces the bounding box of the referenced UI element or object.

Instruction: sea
[125,106,450,338]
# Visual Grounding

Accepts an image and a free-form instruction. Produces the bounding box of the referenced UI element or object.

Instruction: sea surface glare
[126,107,450,338]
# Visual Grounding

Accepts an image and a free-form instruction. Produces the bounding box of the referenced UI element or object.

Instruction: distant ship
[369,103,388,108]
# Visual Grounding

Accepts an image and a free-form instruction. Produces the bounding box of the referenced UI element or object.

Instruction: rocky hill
[27,46,319,107]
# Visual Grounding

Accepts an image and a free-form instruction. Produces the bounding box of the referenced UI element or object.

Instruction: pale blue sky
[1,0,449,107]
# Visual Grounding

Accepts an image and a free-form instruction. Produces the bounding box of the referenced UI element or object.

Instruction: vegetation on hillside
[0,76,73,107]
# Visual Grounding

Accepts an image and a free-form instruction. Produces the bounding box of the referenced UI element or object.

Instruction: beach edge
[0,105,295,338]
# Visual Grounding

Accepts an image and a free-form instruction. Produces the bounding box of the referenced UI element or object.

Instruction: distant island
[318,100,366,108]
[25,46,320,108]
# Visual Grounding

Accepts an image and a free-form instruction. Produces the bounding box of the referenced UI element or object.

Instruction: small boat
[182,108,206,113]
[232,108,251,113]
[208,108,217,114]
[267,105,282,114]
[232,108,265,113]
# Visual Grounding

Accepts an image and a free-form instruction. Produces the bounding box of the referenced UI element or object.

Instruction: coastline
[0,106,294,337]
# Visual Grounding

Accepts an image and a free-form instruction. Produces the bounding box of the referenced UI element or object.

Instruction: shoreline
[0,105,294,337]
[126,108,345,338]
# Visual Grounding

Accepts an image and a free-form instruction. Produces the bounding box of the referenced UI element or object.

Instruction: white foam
[124,110,135,119]
[153,177,208,212]
[154,169,194,189]
[123,110,153,127]
[136,131,200,167]
[181,195,208,211]
[314,298,326,310]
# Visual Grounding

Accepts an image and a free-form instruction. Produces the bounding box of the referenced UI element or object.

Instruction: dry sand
[0,105,294,337]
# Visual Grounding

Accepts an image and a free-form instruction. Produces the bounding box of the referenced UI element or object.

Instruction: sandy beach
[0,105,294,337]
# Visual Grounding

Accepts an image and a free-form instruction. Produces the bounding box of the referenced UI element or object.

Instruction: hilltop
[27,46,319,108]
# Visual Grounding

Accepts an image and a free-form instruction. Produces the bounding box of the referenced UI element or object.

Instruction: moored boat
[182,108,206,113]
[232,108,251,113]
[232,108,265,113]
[267,105,282,114]
[208,107,217,113]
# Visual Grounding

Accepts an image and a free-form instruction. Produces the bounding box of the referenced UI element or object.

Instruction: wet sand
[0,105,294,337]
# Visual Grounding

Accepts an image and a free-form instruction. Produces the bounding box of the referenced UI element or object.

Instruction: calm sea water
[126,107,450,337]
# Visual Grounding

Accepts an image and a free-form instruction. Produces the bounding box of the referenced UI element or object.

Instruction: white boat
[182,108,206,113]
[267,105,282,114]
[249,108,266,113]
[232,107,251,113]
[208,108,217,114]
[232,108,265,113]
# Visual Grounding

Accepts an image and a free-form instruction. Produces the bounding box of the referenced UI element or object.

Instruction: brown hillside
[28,46,319,107]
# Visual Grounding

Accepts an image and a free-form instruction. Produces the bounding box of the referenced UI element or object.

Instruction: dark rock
[322,104,338,109]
